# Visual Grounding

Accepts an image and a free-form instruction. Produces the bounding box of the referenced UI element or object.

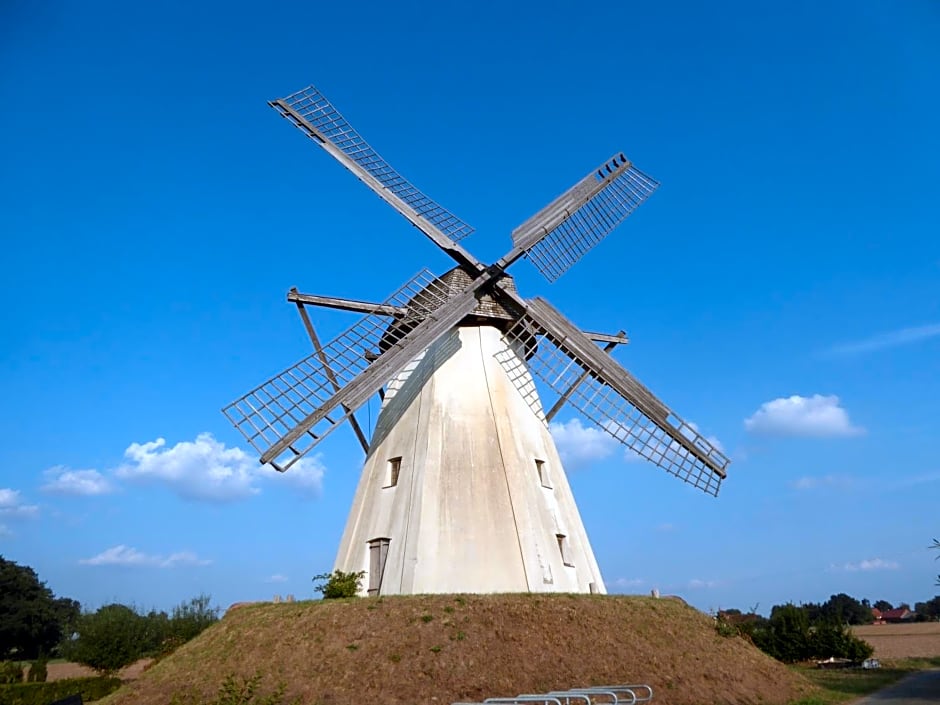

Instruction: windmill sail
[510,154,659,283]
[271,85,477,266]
[497,297,728,496]
[223,270,467,471]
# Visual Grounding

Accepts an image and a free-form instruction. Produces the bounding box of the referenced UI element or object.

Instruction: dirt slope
[103,594,814,705]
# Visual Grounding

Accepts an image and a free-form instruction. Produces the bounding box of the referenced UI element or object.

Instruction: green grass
[790,658,940,705]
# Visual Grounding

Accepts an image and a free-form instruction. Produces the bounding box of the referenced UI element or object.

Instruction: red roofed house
[881,607,913,623]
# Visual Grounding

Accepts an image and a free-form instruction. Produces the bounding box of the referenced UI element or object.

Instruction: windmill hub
[223,83,730,597]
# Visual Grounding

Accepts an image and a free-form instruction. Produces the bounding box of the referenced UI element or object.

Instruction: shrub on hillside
[312,570,364,599]
[0,676,120,705]
[169,673,297,705]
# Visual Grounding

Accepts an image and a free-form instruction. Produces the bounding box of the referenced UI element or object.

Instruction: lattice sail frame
[496,312,729,496]
[512,154,659,282]
[274,85,475,243]
[223,270,455,472]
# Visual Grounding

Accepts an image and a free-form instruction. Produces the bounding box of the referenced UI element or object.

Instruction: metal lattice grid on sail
[274,85,475,243]
[223,270,453,471]
[512,155,659,283]
[497,311,728,496]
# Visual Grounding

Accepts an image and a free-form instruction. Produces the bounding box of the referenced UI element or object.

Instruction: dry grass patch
[99,594,817,705]
[43,658,153,682]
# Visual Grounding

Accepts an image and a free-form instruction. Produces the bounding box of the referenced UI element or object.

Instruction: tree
[0,556,80,659]
[914,596,940,621]
[819,593,873,625]
[873,600,893,612]
[756,603,812,662]
[62,595,221,672]
[63,604,153,674]
[165,594,220,648]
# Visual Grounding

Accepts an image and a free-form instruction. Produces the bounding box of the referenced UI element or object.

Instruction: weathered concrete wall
[334,325,605,595]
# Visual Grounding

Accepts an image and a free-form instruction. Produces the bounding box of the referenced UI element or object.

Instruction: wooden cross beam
[544,330,627,423]
[291,297,371,455]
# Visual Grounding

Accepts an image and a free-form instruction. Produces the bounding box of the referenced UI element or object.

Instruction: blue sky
[1,0,938,616]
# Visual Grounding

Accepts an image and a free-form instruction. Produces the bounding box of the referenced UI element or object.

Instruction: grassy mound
[102,594,814,705]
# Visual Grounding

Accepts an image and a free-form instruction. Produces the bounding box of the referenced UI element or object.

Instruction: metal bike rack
[460,681,654,705]
[518,693,592,705]
[484,697,565,705]
[547,688,628,704]
[596,685,653,702]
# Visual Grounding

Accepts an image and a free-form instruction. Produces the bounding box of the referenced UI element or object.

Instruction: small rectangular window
[367,537,391,596]
[385,457,402,488]
[535,459,551,488]
[556,533,574,567]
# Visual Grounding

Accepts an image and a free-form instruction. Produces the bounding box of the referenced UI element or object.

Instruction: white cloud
[827,323,940,356]
[830,558,899,572]
[80,545,211,568]
[256,456,325,500]
[1,489,42,538]
[0,488,39,520]
[791,474,854,491]
[687,578,719,589]
[894,471,940,488]
[612,577,644,588]
[265,574,289,584]
[744,395,863,437]
[549,418,617,466]
[687,422,725,455]
[115,433,325,502]
[41,467,114,496]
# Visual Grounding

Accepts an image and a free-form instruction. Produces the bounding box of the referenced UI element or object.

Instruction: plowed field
[852,622,940,659]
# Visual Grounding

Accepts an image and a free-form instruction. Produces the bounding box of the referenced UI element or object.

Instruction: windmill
[223,84,730,596]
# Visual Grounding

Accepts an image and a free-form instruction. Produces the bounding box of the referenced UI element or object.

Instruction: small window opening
[556,533,574,567]
[367,537,391,596]
[535,458,551,488]
[385,457,402,488]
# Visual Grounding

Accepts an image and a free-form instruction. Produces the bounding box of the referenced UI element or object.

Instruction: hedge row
[0,676,121,704]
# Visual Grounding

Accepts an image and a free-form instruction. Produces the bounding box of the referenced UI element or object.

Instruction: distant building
[872,607,913,623]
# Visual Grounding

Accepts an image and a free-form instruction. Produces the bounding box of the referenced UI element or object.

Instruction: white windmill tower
[224,85,730,596]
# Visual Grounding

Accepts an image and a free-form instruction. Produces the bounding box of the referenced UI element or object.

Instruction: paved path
[854,669,940,705]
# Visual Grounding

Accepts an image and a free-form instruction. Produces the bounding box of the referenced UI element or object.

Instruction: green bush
[170,673,297,705]
[0,676,120,704]
[62,604,152,674]
[312,570,364,599]
[61,595,220,673]
[165,594,219,649]
[24,660,45,683]
[751,605,874,663]
[809,621,874,661]
[0,663,21,685]
[753,603,811,663]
